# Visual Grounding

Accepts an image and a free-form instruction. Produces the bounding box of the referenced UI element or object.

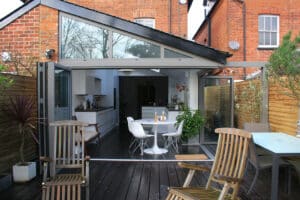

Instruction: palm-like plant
[2,96,38,164]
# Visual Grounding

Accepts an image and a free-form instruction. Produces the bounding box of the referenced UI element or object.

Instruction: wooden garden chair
[40,120,90,200]
[166,128,251,200]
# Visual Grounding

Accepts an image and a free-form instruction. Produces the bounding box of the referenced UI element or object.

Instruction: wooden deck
[1,127,300,200]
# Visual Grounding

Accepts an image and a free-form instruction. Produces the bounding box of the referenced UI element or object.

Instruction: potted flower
[176,105,205,142]
[2,95,39,182]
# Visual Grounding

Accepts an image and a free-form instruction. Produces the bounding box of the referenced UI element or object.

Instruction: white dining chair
[127,116,136,149]
[129,121,154,155]
[162,120,184,153]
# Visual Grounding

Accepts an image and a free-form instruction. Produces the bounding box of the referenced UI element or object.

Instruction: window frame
[258,15,279,48]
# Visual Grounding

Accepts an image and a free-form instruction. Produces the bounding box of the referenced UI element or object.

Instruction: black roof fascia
[42,0,230,64]
[193,0,220,40]
[0,0,40,29]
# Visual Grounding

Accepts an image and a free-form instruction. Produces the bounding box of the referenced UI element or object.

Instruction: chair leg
[129,138,137,149]
[247,168,259,195]
[183,169,195,187]
[140,139,144,156]
[219,182,230,200]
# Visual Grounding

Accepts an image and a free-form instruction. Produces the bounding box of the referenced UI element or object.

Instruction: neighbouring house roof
[0,0,231,64]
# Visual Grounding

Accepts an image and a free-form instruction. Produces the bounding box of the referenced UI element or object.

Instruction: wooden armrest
[178,162,210,172]
[40,156,52,162]
[214,174,243,184]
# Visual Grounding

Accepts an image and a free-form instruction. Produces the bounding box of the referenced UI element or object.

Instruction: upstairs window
[134,18,155,28]
[258,15,279,48]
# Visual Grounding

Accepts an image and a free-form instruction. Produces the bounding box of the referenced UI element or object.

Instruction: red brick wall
[39,6,59,62]
[0,6,59,75]
[195,0,300,62]
[194,0,300,78]
[0,7,40,75]
[66,0,188,38]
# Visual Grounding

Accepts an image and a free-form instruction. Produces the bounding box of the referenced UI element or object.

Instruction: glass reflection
[113,33,160,58]
[61,15,109,59]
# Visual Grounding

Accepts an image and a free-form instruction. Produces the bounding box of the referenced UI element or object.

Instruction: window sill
[257,47,278,50]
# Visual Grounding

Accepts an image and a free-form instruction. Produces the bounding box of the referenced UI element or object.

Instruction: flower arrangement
[176,83,187,92]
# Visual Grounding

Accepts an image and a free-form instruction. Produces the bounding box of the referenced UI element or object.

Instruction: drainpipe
[208,17,211,46]
[235,0,246,77]
[169,0,172,33]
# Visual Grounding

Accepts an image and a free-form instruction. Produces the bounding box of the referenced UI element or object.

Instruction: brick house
[192,0,300,79]
[0,0,232,169]
[0,0,197,75]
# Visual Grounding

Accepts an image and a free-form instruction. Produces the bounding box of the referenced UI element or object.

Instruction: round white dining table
[135,118,176,154]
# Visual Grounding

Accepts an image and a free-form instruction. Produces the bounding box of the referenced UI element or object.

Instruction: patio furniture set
[40,119,300,200]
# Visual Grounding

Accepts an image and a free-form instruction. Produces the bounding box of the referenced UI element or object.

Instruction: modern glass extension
[60,14,191,61]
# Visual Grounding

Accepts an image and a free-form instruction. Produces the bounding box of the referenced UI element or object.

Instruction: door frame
[37,62,72,175]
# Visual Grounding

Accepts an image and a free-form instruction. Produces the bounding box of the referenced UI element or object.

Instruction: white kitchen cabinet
[72,70,95,95]
[75,108,115,136]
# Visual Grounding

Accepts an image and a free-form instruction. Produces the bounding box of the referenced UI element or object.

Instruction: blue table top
[252,132,300,154]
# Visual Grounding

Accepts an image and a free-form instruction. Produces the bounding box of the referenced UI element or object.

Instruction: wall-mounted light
[45,49,55,59]
[1,52,11,62]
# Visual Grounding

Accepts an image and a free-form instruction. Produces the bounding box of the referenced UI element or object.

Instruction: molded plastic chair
[162,120,184,153]
[129,121,154,155]
[166,128,251,200]
[127,116,136,149]
[41,120,90,200]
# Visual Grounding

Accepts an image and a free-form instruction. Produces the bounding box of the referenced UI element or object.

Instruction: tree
[266,31,300,100]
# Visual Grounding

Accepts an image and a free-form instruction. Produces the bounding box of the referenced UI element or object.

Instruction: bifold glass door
[37,62,72,158]
[199,76,234,144]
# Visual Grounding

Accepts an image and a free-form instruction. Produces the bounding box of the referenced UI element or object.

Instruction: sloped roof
[0,0,231,64]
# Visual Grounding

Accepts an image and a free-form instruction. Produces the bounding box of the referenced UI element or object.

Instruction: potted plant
[2,95,39,182]
[176,105,205,142]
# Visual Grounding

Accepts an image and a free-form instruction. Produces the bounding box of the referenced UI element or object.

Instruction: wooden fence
[0,74,38,175]
[235,79,299,135]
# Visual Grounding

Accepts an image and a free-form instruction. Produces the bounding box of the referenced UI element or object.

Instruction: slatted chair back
[50,120,88,177]
[207,128,252,197]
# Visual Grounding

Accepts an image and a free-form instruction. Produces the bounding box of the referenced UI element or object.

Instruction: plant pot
[187,134,200,145]
[12,162,36,183]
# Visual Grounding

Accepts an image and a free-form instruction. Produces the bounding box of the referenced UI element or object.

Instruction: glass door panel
[54,68,71,120]
[199,77,233,144]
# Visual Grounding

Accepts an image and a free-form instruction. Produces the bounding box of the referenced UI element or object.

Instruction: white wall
[187,70,199,110]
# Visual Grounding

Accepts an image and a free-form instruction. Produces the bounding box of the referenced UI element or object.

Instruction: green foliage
[176,105,205,141]
[2,96,38,164]
[235,80,262,122]
[0,64,13,90]
[266,31,300,100]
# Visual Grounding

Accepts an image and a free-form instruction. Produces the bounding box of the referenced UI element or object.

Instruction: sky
[0,0,204,40]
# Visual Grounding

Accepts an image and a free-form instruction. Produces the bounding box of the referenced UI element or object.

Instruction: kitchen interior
[72,68,199,138]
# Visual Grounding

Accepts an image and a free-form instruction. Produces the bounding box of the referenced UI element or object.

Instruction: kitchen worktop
[75,106,113,112]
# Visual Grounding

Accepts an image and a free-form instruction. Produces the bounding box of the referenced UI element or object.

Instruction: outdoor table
[252,132,300,200]
[135,118,176,154]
